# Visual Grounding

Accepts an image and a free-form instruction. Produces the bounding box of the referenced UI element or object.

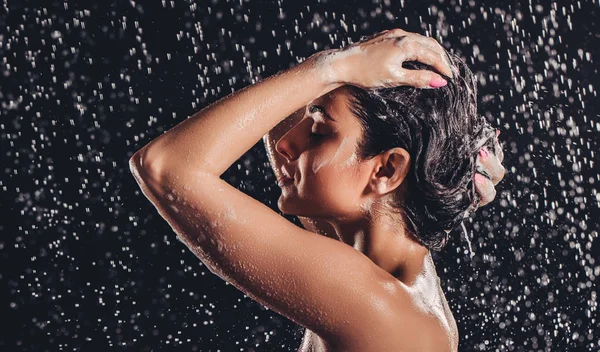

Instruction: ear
[368,147,411,195]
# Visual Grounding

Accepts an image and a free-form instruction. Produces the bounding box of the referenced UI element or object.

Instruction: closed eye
[309,105,323,114]
[309,104,336,123]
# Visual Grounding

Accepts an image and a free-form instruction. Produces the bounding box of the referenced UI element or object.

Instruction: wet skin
[131,28,505,352]
[263,89,504,351]
[264,89,460,351]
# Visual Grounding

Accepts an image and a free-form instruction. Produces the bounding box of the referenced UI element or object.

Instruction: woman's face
[275,86,375,220]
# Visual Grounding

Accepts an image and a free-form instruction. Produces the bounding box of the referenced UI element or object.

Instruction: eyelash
[307,105,328,142]
[309,105,322,114]
[310,132,324,140]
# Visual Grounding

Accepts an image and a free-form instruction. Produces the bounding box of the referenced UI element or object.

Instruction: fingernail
[496,129,501,137]
[479,148,489,158]
[429,77,447,88]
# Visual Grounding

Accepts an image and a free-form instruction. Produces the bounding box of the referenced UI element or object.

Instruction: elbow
[129,143,213,193]
[129,151,142,176]
[129,148,167,188]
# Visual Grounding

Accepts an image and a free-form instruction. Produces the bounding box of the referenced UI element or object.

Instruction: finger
[494,139,505,163]
[396,40,454,79]
[477,148,506,185]
[474,173,496,207]
[396,68,448,89]
[411,36,453,77]
[359,30,410,48]
[486,147,505,185]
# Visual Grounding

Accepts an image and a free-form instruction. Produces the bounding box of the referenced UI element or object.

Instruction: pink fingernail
[429,77,447,88]
[496,130,501,137]
[479,148,489,158]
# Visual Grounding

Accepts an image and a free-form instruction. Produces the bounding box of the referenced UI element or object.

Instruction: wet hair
[346,52,499,251]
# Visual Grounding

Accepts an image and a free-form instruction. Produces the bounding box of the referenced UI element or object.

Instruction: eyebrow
[310,104,337,122]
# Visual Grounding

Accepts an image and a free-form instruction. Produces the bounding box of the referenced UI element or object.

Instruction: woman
[130,28,505,351]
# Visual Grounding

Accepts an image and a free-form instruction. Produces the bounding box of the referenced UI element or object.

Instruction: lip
[277,176,294,187]
[278,165,295,186]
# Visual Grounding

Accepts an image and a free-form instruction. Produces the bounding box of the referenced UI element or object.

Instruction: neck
[327,210,430,285]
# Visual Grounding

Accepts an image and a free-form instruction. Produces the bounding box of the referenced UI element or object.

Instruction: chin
[278,197,333,220]
[278,196,308,216]
[277,196,294,214]
[278,199,305,216]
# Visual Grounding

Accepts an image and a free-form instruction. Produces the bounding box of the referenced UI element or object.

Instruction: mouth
[278,165,296,187]
[277,175,294,187]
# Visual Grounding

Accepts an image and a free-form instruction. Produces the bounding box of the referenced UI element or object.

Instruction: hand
[474,129,505,207]
[320,28,454,90]
[443,130,505,234]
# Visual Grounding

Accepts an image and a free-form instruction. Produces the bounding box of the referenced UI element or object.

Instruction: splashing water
[461,222,475,259]
[1,0,598,351]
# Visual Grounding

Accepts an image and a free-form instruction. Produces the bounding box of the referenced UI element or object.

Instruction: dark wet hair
[346,52,498,251]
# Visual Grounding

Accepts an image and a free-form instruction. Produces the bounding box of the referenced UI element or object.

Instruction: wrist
[307,49,348,88]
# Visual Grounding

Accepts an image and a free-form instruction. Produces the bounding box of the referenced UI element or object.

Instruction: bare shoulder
[375,280,459,352]
[300,310,457,352]
[298,280,458,352]
[301,275,459,352]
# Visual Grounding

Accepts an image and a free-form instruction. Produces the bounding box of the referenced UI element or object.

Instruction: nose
[275,132,297,162]
[275,120,309,161]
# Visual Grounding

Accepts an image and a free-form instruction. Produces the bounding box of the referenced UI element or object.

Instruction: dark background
[1,0,598,351]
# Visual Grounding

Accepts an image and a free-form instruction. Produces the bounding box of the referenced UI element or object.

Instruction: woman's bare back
[298,304,457,351]
[297,266,459,352]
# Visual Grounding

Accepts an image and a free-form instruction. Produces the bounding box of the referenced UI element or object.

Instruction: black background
[1,0,599,351]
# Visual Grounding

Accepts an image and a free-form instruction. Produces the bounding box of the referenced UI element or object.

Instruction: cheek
[313,141,361,183]
[298,138,363,196]
[303,161,362,204]
[305,135,356,175]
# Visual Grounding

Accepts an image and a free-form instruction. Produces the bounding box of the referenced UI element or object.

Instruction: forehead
[312,86,355,117]
[315,86,351,104]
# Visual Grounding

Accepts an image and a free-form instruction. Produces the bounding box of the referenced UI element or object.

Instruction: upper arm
[131,159,401,341]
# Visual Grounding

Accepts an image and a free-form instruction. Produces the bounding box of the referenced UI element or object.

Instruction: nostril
[275,139,292,161]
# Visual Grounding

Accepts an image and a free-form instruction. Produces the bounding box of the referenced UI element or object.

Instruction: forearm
[133,52,343,183]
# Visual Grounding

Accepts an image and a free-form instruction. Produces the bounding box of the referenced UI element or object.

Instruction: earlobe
[376,180,389,194]
[369,171,402,196]
[374,148,410,194]
[366,175,389,197]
